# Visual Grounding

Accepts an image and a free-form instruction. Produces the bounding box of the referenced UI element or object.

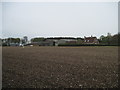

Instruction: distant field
[2,46,118,88]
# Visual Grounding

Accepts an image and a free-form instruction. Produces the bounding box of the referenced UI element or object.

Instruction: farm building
[46,37,77,46]
[29,41,55,46]
[84,36,99,44]
[30,37,78,46]
[39,41,55,46]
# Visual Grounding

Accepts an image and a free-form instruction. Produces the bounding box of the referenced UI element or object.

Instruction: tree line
[1,33,120,46]
[99,33,120,45]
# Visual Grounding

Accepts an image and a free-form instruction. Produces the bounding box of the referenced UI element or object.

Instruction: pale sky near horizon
[1,2,118,39]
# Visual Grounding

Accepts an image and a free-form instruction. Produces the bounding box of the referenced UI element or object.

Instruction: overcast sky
[1,2,118,39]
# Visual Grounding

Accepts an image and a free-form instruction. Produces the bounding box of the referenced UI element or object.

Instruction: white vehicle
[19,44,24,47]
[30,45,33,46]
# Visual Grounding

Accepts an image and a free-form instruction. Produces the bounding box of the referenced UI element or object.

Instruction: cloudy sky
[1,1,118,39]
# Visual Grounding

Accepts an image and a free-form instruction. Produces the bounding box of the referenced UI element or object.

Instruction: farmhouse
[84,36,99,44]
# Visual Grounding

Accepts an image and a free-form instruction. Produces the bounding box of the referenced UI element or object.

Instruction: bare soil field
[2,46,118,88]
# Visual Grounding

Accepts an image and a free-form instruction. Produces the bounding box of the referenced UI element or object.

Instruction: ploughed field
[2,46,118,88]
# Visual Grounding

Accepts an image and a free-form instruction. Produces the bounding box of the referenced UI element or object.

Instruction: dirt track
[2,46,118,88]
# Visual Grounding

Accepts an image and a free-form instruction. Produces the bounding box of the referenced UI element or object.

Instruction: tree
[99,33,119,45]
[2,38,20,46]
[100,35,105,41]
[110,34,118,45]
[31,37,45,42]
[107,33,112,45]
[76,38,84,44]
[107,33,111,37]
[7,38,20,43]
